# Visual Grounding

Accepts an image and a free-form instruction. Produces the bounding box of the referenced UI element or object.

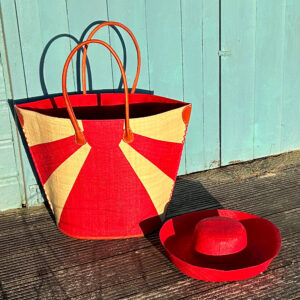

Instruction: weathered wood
[0,0,27,99]
[0,0,25,209]
[253,0,285,158]
[181,0,220,173]
[106,0,150,92]
[66,0,112,92]
[281,0,300,152]
[220,0,256,165]
[0,165,299,299]
[145,0,186,175]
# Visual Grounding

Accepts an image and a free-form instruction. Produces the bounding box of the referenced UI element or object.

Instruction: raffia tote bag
[15,22,192,239]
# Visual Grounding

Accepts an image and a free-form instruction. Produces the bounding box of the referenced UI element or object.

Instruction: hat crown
[192,216,247,256]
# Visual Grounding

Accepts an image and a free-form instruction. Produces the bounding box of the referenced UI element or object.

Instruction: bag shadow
[139,178,223,258]
[40,20,139,96]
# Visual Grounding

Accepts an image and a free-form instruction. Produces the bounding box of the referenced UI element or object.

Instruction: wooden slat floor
[0,165,299,299]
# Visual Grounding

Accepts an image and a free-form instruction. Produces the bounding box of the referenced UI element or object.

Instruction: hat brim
[160,209,281,282]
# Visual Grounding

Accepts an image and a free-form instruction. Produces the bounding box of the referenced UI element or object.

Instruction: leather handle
[62,39,134,146]
[82,21,141,94]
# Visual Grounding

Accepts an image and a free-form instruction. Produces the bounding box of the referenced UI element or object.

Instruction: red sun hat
[159,209,281,282]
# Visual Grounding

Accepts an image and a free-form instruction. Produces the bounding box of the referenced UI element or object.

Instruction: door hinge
[218,50,231,57]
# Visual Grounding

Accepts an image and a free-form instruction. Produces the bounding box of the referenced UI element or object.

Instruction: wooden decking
[0,164,299,299]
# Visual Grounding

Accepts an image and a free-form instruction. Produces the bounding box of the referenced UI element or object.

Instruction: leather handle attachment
[62,39,134,146]
[82,21,141,94]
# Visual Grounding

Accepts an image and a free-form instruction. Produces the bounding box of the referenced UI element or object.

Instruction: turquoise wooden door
[220,0,300,165]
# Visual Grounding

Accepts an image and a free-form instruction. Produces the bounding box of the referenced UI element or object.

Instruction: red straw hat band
[160,209,281,282]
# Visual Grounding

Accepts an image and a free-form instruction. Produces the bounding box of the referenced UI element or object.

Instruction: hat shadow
[139,178,224,258]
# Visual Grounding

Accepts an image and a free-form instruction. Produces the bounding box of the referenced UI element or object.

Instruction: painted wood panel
[182,0,219,173]
[253,0,285,158]
[221,0,256,165]
[0,0,27,99]
[0,177,22,210]
[201,0,220,170]
[15,0,75,97]
[0,60,6,101]
[4,0,77,207]
[66,0,113,92]
[0,101,20,187]
[281,0,300,152]
[106,0,150,91]
[0,140,18,178]
[0,22,23,210]
[145,0,186,174]
[145,0,183,100]
[221,0,300,164]
[181,0,204,174]
[0,102,11,140]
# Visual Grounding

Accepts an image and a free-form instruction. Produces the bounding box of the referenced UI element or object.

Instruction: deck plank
[0,164,299,299]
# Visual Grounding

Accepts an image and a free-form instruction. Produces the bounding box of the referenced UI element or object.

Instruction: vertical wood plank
[12,0,76,206]
[15,0,42,97]
[181,0,219,173]
[181,0,204,173]
[253,0,285,158]
[0,67,7,100]
[66,0,113,92]
[145,0,183,100]
[281,0,300,152]
[15,0,75,97]
[0,20,23,209]
[106,0,150,91]
[0,0,27,99]
[202,0,220,170]
[145,0,186,174]
[221,0,256,165]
